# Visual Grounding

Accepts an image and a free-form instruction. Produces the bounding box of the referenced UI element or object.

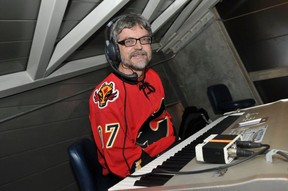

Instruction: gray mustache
[130,50,147,58]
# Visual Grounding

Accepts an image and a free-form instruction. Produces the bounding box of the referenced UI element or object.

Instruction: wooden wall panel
[0,100,89,131]
[0,162,78,191]
[0,0,41,20]
[0,70,98,190]
[0,118,91,157]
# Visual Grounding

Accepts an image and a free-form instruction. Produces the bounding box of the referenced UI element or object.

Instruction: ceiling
[0,0,219,98]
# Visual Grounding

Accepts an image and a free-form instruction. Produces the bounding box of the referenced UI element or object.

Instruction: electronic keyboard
[109,115,240,190]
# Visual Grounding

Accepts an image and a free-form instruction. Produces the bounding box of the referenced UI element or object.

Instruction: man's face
[117,24,152,71]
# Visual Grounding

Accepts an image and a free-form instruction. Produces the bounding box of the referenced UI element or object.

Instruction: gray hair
[110,14,152,42]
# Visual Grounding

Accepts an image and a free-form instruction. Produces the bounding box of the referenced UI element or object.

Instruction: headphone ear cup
[105,40,121,63]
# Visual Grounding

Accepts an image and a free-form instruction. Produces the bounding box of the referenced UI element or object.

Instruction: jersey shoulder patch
[93,81,119,109]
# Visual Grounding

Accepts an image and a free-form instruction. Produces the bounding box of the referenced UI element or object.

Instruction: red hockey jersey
[89,68,176,178]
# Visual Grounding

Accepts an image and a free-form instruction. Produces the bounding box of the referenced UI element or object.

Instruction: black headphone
[104,15,138,83]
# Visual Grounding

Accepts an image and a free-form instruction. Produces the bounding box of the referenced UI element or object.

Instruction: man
[89,13,176,179]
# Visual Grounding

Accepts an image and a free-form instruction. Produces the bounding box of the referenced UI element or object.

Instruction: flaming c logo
[93,82,119,108]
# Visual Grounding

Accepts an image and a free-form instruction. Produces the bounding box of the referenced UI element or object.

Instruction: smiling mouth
[131,55,147,62]
[133,54,146,58]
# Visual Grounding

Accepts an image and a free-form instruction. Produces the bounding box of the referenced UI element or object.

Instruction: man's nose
[134,39,143,49]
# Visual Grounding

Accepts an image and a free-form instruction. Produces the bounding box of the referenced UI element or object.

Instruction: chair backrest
[178,106,210,140]
[207,84,233,114]
[68,138,121,191]
[68,138,102,191]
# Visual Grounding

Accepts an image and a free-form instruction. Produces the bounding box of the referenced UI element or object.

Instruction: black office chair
[67,138,120,191]
[178,106,210,140]
[207,84,256,114]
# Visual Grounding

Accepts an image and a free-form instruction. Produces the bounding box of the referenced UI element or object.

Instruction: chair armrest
[219,99,255,112]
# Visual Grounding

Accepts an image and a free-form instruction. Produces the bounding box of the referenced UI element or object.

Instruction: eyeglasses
[117,36,152,47]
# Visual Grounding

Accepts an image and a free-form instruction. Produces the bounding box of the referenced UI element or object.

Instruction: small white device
[195,134,242,164]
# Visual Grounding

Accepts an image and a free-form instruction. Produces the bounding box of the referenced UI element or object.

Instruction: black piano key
[170,153,194,160]
[134,174,173,187]
[162,158,191,164]
[156,164,183,171]
[134,116,240,187]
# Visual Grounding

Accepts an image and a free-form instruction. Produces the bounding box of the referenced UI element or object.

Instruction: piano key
[135,174,174,187]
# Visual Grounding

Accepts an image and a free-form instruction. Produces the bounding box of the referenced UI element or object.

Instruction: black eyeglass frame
[117,36,152,47]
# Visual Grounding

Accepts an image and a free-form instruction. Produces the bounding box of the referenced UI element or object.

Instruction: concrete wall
[167,18,257,120]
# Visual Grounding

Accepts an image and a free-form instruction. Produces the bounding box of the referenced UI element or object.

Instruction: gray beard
[121,50,151,71]
[122,61,148,71]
